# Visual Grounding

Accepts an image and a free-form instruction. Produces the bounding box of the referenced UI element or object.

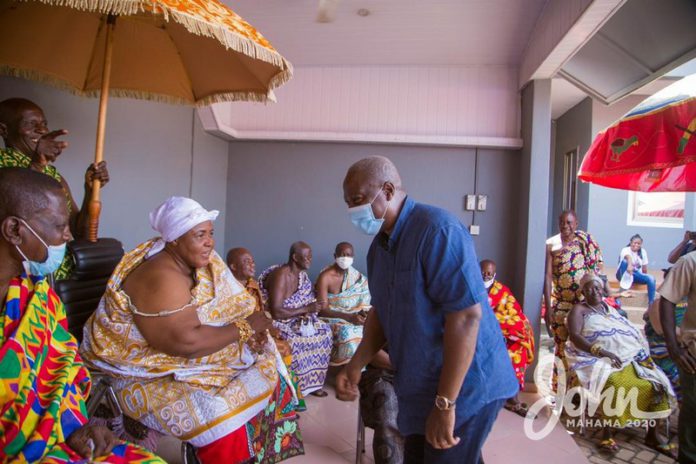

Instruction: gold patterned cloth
[80,239,287,447]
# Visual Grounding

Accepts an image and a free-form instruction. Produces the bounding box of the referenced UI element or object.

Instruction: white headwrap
[147,197,219,257]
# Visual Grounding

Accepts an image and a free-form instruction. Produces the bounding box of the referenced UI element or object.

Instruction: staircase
[605,266,663,327]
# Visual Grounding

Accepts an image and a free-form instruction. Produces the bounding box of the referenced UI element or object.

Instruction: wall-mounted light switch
[465,195,476,211]
[477,195,487,211]
[470,225,480,235]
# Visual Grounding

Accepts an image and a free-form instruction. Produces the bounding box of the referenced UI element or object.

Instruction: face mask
[483,274,496,289]
[15,218,67,276]
[336,256,354,270]
[348,189,389,235]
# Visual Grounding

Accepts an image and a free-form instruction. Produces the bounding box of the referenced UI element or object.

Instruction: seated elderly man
[80,197,303,464]
[566,273,675,457]
[480,259,534,417]
[315,241,371,366]
[0,168,163,463]
[0,98,109,279]
[259,242,333,397]
[227,247,307,411]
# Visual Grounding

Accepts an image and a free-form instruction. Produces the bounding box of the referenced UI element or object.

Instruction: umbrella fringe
[24,0,294,76]
[0,64,289,106]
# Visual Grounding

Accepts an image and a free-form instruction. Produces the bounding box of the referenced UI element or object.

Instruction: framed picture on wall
[627,191,685,228]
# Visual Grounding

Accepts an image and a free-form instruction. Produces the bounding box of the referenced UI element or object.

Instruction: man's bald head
[335,241,353,255]
[0,98,42,138]
[289,241,311,260]
[344,156,402,190]
[0,167,63,221]
[226,247,251,266]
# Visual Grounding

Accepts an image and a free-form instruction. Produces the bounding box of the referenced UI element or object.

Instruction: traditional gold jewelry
[590,343,602,356]
[234,319,254,345]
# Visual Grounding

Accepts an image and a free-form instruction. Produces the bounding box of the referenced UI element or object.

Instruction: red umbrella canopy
[578,74,696,192]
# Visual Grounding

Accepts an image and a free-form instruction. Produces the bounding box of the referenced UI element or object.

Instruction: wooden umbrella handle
[88,14,116,242]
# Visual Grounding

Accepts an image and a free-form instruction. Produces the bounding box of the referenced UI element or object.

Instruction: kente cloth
[81,239,298,451]
[645,302,687,401]
[549,230,603,390]
[487,281,535,390]
[0,147,74,280]
[321,266,371,366]
[0,274,163,463]
[243,277,306,411]
[258,265,332,396]
[564,303,675,426]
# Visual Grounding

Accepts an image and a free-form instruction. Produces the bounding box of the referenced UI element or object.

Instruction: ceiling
[226,0,548,66]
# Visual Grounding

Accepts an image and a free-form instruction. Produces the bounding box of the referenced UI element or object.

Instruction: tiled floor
[156,384,588,463]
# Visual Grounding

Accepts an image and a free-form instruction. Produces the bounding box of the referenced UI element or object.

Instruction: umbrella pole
[88,14,116,242]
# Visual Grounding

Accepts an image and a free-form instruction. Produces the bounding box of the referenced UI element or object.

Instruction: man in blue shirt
[335,156,518,463]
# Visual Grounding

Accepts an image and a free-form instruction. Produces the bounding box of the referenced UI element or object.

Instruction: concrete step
[622,305,646,327]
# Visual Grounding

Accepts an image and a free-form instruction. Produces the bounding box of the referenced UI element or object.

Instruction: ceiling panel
[559,0,696,104]
[226,0,548,66]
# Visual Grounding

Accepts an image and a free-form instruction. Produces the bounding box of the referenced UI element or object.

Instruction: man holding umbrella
[0,97,109,278]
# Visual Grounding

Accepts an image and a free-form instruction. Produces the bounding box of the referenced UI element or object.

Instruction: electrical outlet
[470,225,480,235]
[477,195,487,211]
[465,195,476,211]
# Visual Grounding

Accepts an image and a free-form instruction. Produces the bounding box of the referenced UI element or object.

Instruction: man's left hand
[85,161,109,189]
[425,407,460,450]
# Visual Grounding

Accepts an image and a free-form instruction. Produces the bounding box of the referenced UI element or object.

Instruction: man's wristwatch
[435,394,456,411]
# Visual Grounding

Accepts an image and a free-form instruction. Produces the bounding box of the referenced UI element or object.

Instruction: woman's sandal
[598,438,619,454]
[646,439,678,459]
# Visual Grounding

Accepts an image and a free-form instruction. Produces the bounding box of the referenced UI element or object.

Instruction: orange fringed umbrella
[0,0,293,240]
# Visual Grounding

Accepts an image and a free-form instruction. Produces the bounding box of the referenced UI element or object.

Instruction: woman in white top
[616,234,656,305]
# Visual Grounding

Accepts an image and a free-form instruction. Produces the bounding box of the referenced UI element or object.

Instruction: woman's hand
[66,424,118,458]
[600,349,623,369]
[246,311,273,334]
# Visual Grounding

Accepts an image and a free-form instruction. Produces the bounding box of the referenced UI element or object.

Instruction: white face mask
[335,256,354,270]
[483,274,496,289]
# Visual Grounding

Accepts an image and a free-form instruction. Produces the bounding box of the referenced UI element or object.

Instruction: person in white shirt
[616,234,656,305]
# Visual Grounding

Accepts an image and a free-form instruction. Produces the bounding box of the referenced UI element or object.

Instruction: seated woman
[80,197,303,464]
[565,273,676,457]
[616,234,656,305]
[0,168,163,463]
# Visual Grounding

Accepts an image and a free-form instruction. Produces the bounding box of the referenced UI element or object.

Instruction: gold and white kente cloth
[80,239,284,447]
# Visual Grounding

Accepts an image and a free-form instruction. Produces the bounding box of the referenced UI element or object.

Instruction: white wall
[0,77,229,254]
[211,65,521,147]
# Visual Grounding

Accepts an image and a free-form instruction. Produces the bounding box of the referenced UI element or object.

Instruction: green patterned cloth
[0,147,75,279]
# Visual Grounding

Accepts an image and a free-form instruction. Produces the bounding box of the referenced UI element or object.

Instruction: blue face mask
[15,218,67,277]
[348,189,390,235]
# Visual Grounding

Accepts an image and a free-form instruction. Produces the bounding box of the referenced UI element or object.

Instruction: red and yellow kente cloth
[487,281,535,390]
[0,274,162,463]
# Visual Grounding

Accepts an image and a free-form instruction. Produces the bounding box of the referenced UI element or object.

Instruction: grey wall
[225,141,522,290]
[552,97,592,230]
[587,96,689,271]
[0,77,229,254]
[516,80,552,382]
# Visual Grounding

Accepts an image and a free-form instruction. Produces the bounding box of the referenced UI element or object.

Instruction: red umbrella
[578,74,696,192]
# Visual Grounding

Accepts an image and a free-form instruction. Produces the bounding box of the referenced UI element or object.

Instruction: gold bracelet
[234,319,254,345]
[590,343,602,356]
